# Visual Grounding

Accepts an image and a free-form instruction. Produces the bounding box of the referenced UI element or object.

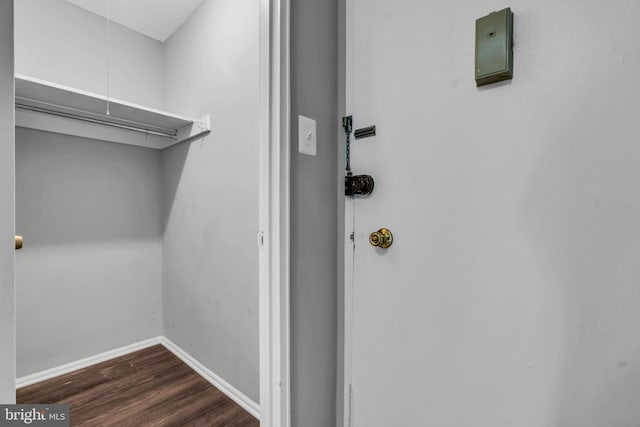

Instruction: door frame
[0,0,15,405]
[341,0,354,425]
[259,0,291,426]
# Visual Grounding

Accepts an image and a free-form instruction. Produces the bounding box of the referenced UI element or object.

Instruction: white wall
[0,0,15,404]
[162,0,260,403]
[15,128,163,376]
[15,0,164,109]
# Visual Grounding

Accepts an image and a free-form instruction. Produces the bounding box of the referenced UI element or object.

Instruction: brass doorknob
[15,235,23,250]
[369,228,393,249]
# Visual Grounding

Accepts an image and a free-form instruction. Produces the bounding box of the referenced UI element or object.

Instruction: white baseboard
[159,337,260,420]
[15,336,261,421]
[16,336,163,388]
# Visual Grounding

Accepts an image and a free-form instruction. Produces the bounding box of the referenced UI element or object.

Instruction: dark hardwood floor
[17,345,259,427]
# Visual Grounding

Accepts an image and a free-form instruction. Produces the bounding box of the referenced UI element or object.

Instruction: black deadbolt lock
[345,174,375,197]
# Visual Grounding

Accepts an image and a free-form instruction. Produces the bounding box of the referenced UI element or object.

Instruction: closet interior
[14,0,260,415]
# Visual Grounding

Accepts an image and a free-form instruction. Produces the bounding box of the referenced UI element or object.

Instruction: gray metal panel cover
[475,8,513,87]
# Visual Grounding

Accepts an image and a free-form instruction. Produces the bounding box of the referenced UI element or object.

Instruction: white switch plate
[298,115,317,156]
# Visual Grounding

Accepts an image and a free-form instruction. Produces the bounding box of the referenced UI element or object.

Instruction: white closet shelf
[14,74,211,150]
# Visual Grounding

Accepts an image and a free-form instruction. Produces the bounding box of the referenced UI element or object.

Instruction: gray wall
[15,128,163,376]
[162,0,260,403]
[0,0,15,404]
[290,0,339,425]
[13,0,167,377]
[336,0,346,425]
[15,0,164,109]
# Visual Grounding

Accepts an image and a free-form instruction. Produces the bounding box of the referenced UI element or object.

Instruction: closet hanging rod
[16,94,179,134]
[15,102,179,139]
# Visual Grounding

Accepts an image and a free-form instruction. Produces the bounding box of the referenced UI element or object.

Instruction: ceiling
[65,0,205,42]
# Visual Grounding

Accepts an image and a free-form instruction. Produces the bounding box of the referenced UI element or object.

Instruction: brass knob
[369,228,393,249]
[15,235,23,250]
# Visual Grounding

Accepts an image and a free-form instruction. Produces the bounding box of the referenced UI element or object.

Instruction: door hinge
[257,231,265,247]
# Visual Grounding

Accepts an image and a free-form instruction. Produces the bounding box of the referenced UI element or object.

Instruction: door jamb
[259,0,291,426]
[341,0,354,425]
[2,0,16,406]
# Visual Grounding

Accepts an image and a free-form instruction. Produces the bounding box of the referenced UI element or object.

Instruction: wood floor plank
[17,345,259,427]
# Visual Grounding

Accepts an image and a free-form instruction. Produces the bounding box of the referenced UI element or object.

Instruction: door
[345,1,640,426]
[0,0,15,404]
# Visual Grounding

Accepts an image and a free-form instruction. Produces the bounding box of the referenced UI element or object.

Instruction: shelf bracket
[168,115,212,149]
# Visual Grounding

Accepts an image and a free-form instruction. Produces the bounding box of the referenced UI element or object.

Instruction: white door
[345,1,640,426]
[0,0,15,404]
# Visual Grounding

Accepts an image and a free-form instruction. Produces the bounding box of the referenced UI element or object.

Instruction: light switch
[298,115,317,156]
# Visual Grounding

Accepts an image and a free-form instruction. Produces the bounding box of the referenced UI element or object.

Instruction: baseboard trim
[159,337,260,420]
[16,336,163,389]
[16,335,260,421]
